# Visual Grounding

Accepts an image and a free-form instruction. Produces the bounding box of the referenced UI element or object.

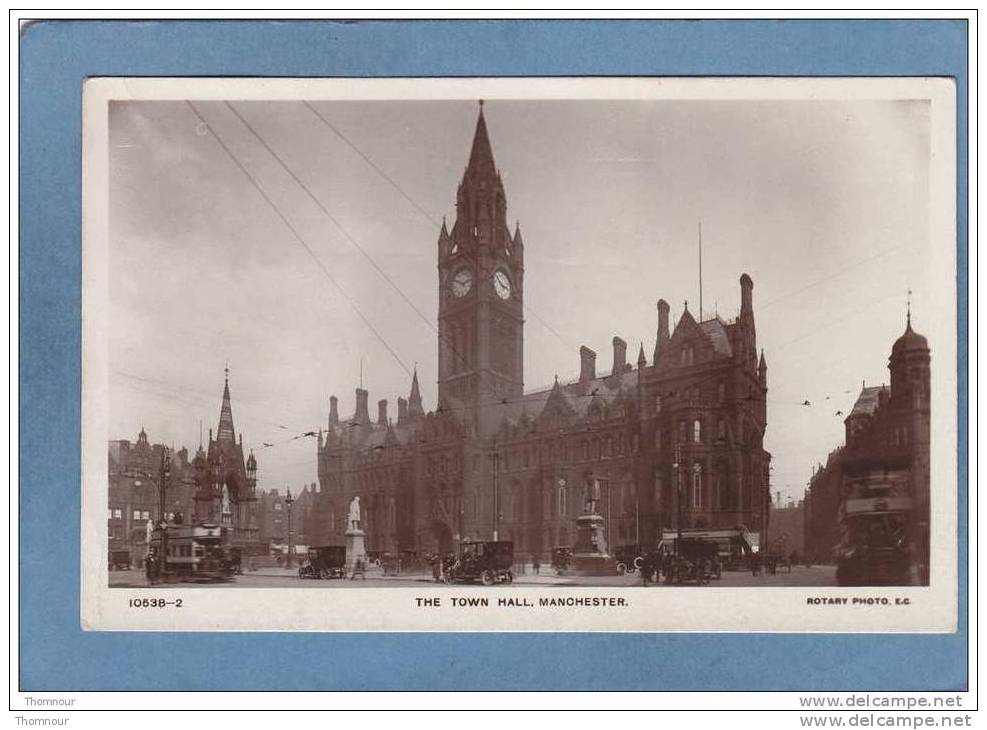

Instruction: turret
[889,312,930,411]
[378,399,389,426]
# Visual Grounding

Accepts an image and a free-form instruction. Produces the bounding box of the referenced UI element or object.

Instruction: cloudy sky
[108,96,933,503]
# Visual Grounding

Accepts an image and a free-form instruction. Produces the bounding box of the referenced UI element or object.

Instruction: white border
[81,76,957,633]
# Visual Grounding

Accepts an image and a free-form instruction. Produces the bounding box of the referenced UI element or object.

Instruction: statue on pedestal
[348,496,361,531]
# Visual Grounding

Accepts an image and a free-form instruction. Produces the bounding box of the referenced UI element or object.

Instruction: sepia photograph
[80,77,957,632]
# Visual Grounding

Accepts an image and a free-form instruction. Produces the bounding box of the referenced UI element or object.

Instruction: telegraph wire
[301,100,577,353]
[221,101,509,405]
[185,100,413,379]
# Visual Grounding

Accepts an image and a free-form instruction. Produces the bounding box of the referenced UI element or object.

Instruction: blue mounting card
[18,19,968,691]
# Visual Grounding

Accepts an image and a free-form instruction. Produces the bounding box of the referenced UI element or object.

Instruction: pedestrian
[532,556,540,575]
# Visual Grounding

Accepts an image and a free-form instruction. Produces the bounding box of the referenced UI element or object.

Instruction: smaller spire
[906,287,913,330]
[637,343,647,368]
[408,367,424,416]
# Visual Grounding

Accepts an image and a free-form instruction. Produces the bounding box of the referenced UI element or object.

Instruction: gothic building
[313,104,773,560]
[803,316,931,579]
[190,370,263,550]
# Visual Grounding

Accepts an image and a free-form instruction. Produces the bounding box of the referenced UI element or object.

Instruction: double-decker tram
[148,523,236,583]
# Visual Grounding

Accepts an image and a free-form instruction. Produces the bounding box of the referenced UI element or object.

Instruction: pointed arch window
[693,419,702,443]
[692,466,703,509]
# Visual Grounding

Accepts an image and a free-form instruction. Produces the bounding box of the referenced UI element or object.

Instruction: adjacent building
[310,104,773,562]
[107,429,195,565]
[803,316,931,578]
[109,370,266,562]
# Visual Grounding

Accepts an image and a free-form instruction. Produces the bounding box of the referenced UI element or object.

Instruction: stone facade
[312,106,773,561]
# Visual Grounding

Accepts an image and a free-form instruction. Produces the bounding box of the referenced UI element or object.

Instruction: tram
[147,523,236,583]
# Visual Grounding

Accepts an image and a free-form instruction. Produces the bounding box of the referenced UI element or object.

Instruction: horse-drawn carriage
[298,545,347,579]
[443,540,514,585]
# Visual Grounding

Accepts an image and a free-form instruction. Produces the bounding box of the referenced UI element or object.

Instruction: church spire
[217,366,236,443]
[408,367,424,417]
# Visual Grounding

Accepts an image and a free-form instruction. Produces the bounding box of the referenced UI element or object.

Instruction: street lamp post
[489,446,501,541]
[157,451,172,525]
[284,488,295,568]
[673,444,683,550]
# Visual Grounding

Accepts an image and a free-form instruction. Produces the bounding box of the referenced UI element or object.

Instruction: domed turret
[891,313,929,357]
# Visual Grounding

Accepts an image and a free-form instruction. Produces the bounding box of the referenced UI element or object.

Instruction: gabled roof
[698,317,734,357]
[848,386,886,418]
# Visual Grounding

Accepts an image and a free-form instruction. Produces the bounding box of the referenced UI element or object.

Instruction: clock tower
[437,102,524,414]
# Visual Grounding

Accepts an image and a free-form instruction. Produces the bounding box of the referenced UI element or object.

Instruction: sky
[108,97,933,504]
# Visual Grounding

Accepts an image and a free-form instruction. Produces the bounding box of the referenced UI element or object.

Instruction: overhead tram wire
[184,100,413,380]
[301,100,577,354]
[221,101,506,405]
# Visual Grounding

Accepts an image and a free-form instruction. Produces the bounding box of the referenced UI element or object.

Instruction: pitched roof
[848,386,886,418]
[698,317,734,357]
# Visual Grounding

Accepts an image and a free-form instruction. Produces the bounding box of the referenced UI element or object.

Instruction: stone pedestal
[571,512,616,576]
[345,528,367,574]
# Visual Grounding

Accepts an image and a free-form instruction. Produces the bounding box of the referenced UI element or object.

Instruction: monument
[571,477,617,576]
[344,496,368,574]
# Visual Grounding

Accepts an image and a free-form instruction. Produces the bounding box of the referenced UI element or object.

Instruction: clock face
[493,270,512,299]
[451,268,473,298]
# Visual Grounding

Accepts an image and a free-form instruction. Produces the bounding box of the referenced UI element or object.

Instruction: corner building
[314,106,772,560]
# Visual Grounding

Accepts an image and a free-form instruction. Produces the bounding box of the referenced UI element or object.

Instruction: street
[109,564,837,589]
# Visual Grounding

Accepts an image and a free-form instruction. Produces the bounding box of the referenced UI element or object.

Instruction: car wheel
[481,570,495,586]
[616,563,626,576]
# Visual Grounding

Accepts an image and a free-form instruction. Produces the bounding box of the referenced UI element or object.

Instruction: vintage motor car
[444,540,514,585]
[298,545,347,579]
[550,546,573,575]
[614,544,645,575]
[109,549,132,571]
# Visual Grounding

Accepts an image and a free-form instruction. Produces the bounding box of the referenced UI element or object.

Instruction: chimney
[378,399,388,426]
[397,397,408,424]
[579,346,597,383]
[654,299,670,361]
[354,388,370,425]
[611,337,627,377]
[740,273,754,316]
[328,395,339,426]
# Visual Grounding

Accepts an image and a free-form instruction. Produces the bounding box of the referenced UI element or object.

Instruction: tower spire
[217,367,236,443]
[465,100,496,178]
